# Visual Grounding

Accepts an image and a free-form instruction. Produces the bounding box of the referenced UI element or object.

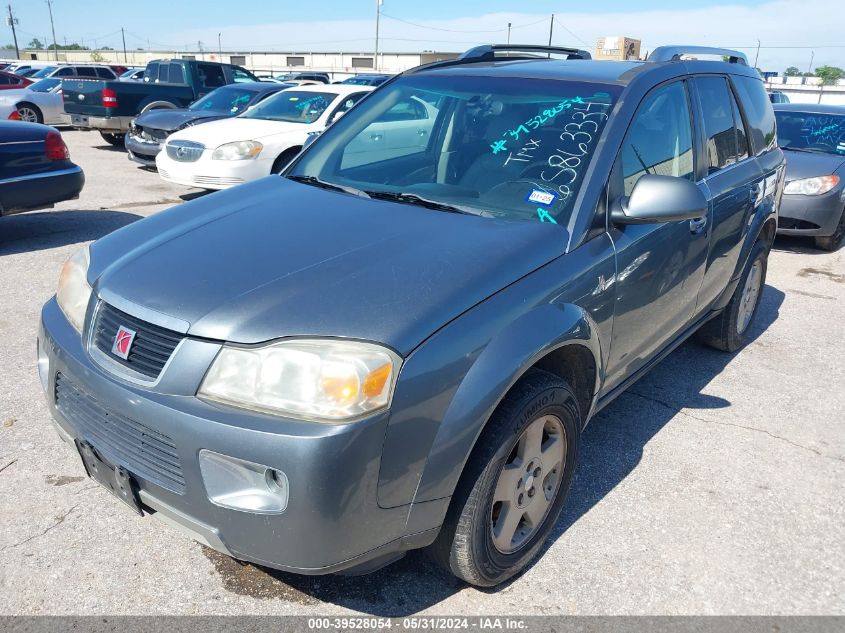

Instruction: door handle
[689,216,707,234]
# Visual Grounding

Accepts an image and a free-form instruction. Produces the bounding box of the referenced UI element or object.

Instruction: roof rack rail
[459,44,592,61]
[648,46,748,65]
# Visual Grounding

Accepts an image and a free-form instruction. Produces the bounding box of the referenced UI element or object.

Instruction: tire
[271,147,302,174]
[697,239,769,352]
[429,369,581,587]
[99,132,126,147]
[16,103,42,124]
[814,207,845,252]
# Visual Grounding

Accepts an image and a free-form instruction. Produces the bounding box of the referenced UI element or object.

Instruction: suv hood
[168,117,317,145]
[89,177,568,354]
[783,148,845,180]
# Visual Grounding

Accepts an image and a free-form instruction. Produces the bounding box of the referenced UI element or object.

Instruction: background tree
[28,38,44,50]
[90,50,106,62]
[784,66,801,76]
[814,65,844,103]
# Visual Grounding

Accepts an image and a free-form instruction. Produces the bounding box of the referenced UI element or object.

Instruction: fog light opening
[199,449,288,514]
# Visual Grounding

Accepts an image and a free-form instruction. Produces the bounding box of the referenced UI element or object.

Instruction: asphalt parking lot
[0,129,843,616]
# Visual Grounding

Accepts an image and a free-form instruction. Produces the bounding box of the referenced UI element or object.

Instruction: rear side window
[729,89,750,161]
[696,77,739,173]
[198,64,225,88]
[56,67,75,77]
[0,75,8,85]
[621,80,695,195]
[95,67,113,79]
[76,67,97,77]
[731,75,777,155]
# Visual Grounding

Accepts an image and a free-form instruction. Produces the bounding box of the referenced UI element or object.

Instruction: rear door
[603,79,710,392]
[691,75,764,311]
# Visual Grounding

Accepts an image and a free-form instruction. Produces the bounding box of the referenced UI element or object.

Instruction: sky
[3,0,842,73]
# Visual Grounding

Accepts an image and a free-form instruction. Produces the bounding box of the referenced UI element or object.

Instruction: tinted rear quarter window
[731,75,776,155]
[76,67,97,77]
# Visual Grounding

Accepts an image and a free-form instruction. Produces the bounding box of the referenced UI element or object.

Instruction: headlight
[211,140,263,160]
[198,339,401,422]
[56,245,92,333]
[784,175,840,196]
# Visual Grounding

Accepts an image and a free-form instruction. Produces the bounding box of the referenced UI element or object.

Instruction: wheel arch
[406,303,602,509]
[139,100,178,113]
[16,101,43,122]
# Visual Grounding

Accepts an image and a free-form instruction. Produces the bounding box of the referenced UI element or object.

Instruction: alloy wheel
[490,414,566,554]
[17,106,38,123]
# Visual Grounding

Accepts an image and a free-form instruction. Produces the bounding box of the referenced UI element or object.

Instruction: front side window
[31,66,58,78]
[621,81,694,195]
[76,67,97,77]
[232,69,253,83]
[197,64,224,88]
[774,110,845,156]
[290,75,619,225]
[190,86,256,113]
[240,90,337,123]
[56,67,76,77]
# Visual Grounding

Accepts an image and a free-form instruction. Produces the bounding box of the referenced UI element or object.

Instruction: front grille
[55,373,186,493]
[778,217,820,231]
[192,175,245,187]
[165,140,204,162]
[92,303,183,379]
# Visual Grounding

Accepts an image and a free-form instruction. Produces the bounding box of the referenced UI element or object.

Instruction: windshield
[289,75,619,224]
[240,90,337,123]
[775,110,845,155]
[31,66,58,78]
[29,78,61,92]
[189,86,257,114]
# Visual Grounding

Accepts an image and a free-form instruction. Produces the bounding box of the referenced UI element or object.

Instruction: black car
[773,103,845,250]
[125,82,294,166]
[339,73,392,86]
[0,121,84,217]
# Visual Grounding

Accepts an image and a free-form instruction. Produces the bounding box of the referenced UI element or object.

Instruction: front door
[603,79,710,392]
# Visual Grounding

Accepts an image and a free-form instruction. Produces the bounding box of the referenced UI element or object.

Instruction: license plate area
[71,114,90,127]
[76,439,143,515]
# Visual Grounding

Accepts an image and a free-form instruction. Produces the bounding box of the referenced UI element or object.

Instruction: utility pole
[807,50,815,75]
[507,22,511,45]
[753,39,760,68]
[374,0,381,72]
[217,32,221,59]
[6,5,20,59]
[46,0,58,61]
[548,13,554,45]
[121,27,127,62]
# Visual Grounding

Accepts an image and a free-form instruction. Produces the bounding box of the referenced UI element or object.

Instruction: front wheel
[430,369,581,587]
[814,207,845,252]
[697,239,769,352]
[99,131,126,147]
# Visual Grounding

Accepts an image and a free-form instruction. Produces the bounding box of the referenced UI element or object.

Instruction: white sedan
[0,78,68,126]
[156,84,374,190]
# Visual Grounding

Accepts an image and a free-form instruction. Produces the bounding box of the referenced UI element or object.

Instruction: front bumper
[155,150,273,190]
[0,165,84,216]
[125,133,161,167]
[777,187,845,236]
[38,297,443,574]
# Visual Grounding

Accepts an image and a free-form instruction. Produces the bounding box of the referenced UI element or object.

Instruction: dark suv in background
[40,44,783,587]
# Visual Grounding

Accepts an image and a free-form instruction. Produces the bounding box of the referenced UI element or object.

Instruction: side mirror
[611,175,707,225]
[303,131,321,150]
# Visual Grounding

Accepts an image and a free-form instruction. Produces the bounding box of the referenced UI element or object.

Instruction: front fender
[377,234,615,510]
[410,304,601,506]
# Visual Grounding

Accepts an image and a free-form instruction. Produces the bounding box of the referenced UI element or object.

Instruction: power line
[380,12,506,34]
[553,17,589,46]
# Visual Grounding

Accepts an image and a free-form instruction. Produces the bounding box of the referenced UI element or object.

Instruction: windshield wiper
[363,190,479,215]
[286,174,370,197]
[782,146,830,154]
